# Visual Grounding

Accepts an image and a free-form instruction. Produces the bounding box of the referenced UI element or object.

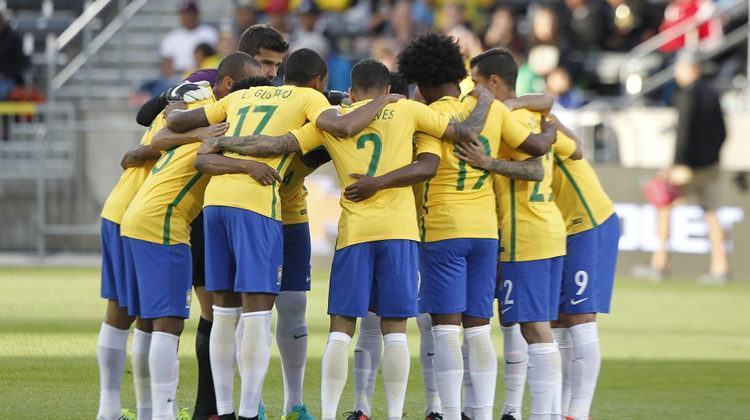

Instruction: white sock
[211,305,241,415]
[568,322,601,419]
[432,324,463,420]
[276,291,309,414]
[501,324,528,418]
[235,316,244,371]
[238,310,273,418]
[464,325,497,420]
[149,331,180,420]
[417,313,441,415]
[527,342,562,420]
[322,332,352,420]
[353,312,382,416]
[382,332,410,420]
[461,339,476,419]
[97,323,129,419]
[131,328,152,420]
[553,327,573,416]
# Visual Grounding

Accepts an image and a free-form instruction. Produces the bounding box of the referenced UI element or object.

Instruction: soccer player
[548,112,619,420]
[193,57,493,420]
[119,52,257,420]
[166,49,402,420]
[460,48,581,420]
[381,34,555,420]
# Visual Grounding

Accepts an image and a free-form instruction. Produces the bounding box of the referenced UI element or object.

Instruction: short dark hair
[397,33,467,88]
[231,76,274,92]
[389,72,408,96]
[284,48,327,85]
[470,48,518,88]
[238,24,289,56]
[217,52,260,83]
[350,59,390,92]
[195,42,216,57]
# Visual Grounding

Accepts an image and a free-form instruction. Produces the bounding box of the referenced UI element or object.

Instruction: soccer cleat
[258,404,266,420]
[461,413,472,420]
[281,404,316,420]
[631,264,667,282]
[426,412,444,420]
[697,272,729,285]
[501,415,518,420]
[218,414,237,420]
[344,411,370,420]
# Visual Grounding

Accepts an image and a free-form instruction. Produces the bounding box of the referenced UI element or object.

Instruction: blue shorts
[329,240,418,318]
[559,213,620,314]
[100,218,127,306]
[497,257,563,323]
[281,222,312,292]
[203,206,283,294]
[419,238,498,319]
[122,237,193,319]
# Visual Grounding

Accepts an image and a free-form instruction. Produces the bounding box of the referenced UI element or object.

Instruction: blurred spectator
[546,67,585,109]
[483,6,525,56]
[382,0,428,46]
[216,30,238,57]
[192,43,220,72]
[519,6,567,94]
[266,0,290,35]
[0,11,29,99]
[234,1,257,37]
[559,0,611,51]
[438,2,467,33]
[659,0,723,53]
[135,57,180,100]
[159,1,219,73]
[635,51,729,284]
[289,0,331,58]
[604,0,661,51]
[448,25,483,62]
[370,37,400,71]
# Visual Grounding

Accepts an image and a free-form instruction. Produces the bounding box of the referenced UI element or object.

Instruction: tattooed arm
[198,133,301,157]
[454,141,544,182]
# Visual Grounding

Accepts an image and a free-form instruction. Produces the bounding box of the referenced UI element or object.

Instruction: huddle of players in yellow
[97,26,617,420]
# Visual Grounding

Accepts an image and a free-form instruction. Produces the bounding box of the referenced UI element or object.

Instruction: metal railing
[619,0,749,97]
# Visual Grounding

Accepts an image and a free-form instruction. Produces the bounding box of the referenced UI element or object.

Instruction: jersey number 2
[356,133,382,176]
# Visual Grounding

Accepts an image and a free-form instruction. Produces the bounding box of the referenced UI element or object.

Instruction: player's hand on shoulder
[541,117,557,139]
[454,141,490,170]
[244,161,281,186]
[344,173,381,202]
[469,85,491,100]
[195,122,229,141]
[386,93,406,103]
[164,100,187,117]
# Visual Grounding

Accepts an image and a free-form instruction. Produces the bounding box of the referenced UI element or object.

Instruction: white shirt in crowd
[159,24,219,72]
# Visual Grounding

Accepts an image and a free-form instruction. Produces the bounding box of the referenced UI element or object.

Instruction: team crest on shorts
[277,265,283,286]
[185,289,192,310]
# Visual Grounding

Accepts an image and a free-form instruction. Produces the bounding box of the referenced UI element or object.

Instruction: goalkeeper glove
[161,80,212,103]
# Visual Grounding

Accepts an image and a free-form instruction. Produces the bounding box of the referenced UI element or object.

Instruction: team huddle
[95,24,619,420]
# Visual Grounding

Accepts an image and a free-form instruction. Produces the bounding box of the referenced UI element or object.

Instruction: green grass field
[2,267,750,419]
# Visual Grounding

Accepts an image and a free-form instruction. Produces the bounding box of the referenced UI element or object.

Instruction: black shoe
[237,416,257,420]
[461,413,472,420]
[426,413,443,420]
[218,414,236,420]
[344,411,370,420]
[501,415,517,420]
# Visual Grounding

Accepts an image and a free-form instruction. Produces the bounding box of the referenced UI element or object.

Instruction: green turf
[1,267,750,419]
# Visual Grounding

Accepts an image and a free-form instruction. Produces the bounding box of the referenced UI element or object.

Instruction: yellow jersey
[495,109,578,262]
[414,96,532,242]
[279,154,315,225]
[552,157,615,235]
[292,98,450,249]
[100,118,162,224]
[202,85,330,220]
[120,98,214,245]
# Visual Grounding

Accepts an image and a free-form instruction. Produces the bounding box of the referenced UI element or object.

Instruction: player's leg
[374,240,420,420]
[128,238,193,420]
[497,258,528,420]
[324,243,375,420]
[461,239,499,420]
[353,311,382,417]
[550,320,572,418]
[97,219,134,420]
[419,239,467,420]
[503,258,563,420]
[416,312,441,418]
[704,208,730,279]
[203,206,241,417]
[232,208,284,420]
[276,222,313,417]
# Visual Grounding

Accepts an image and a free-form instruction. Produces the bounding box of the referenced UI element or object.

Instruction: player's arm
[315,93,404,138]
[136,81,212,126]
[503,94,554,114]
[441,87,495,144]
[194,154,281,186]
[198,133,301,157]
[150,122,229,151]
[547,114,583,160]
[515,118,557,157]
[344,152,440,202]
[454,141,543,182]
[166,107,211,133]
[120,145,161,169]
